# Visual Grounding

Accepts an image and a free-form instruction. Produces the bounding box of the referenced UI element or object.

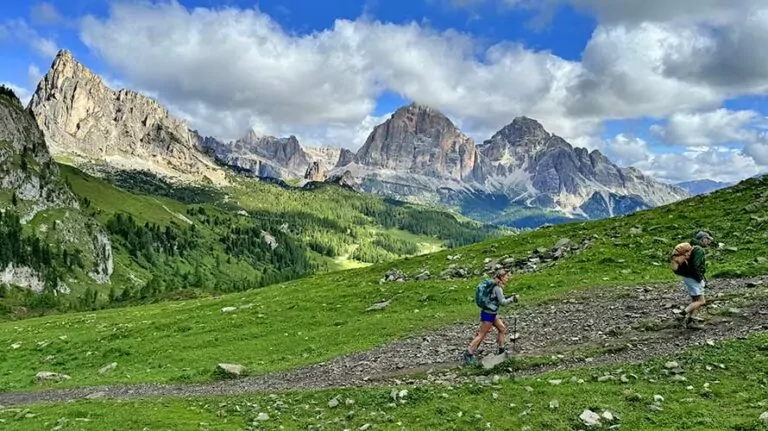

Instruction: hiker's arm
[692,247,706,281]
[494,286,516,305]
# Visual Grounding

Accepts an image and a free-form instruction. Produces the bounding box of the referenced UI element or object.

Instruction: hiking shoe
[685,320,704,330]
[463,351,475,365]
[497,347,507,355]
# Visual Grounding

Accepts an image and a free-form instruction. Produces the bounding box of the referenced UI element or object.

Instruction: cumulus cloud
[0,19,58,58]
[79,1,592,145]
[30,2,63,26]
[69,0,768,181]
[651,109,762,146]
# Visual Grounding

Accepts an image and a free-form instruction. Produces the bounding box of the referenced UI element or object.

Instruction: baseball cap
[695,231,714,241]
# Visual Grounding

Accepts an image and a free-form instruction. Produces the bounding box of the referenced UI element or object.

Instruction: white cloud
[602,133,650,166]
[632,146,763,183]
[30,2,63,26]
[651,109,761,146]
[69,0,768,181]
[27,64,42,88]
[0,19,58,58]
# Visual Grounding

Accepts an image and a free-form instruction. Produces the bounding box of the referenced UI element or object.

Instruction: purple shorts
[480,310,497,322]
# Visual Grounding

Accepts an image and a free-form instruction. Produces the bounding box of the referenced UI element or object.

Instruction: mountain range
[28,50,690,228]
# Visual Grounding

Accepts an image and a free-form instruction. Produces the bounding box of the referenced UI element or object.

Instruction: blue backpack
[474,278,497,311]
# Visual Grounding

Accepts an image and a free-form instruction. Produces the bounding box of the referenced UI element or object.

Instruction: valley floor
[1,276,766,407]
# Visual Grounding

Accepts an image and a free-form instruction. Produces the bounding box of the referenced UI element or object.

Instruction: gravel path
[1,276,767,406]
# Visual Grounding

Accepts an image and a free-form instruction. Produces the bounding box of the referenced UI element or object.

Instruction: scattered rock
[629,227,642,235]
[359,424,371,430]
[760,411,768,424]
[221,307,237,313]
[653,395,664,403]
[98,362,117,374]
[85,391,107,399]
[35,372,70,382]
[580,409,602,427]
[328,397,340,408]
[602,411,615,421]
[215,363,245,378]
[366,300,390,312]
[382,269,407,283]
[549,400,559,409]
[256,413,269,421]
[415,271,430,281]
[664,361,679,369]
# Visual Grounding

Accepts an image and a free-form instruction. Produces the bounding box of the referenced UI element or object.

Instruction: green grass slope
[1,160,503,319]
[1,174,766,391]
[4,332,767,430]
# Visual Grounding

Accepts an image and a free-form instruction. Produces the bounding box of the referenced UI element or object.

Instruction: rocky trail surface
[1,276,767,406]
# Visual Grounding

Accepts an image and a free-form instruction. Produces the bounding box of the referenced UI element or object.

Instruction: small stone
[359,424,371,431]
[671,375,688,382]
[549,400,559,409]
[524,386,534,392]
[620,374,630,383]
[580,409,601,427]
[398,389,408,399]
[366,300,390,312]
[548,379,562,386]
[216,363,245,377]
[653,395,664,403]
[345,399,355,406]
[760,411,768,424]
[328,398,340,408]
[98,362,117,374]
[256,413,269,421]
[664,361,679,369]
[602,411,615,421]
[35,371,70,382]
[597,375,615,382]
[11,342,21,349]
[221,307,237,313]
[649,403,664,412]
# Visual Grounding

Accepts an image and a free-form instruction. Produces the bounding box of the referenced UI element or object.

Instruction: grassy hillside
[4,332,767,430]
[1,160,504,319]
[1,174,766,391]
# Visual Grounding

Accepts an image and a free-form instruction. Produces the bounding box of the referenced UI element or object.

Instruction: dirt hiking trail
[1,276,767,406]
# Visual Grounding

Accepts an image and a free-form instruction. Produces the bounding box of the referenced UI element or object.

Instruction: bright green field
[3,332,767,430]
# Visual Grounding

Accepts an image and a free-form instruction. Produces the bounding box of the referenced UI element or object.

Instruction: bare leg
[685,295,706,317]
[493,316,507,350]
[468,322,493,354]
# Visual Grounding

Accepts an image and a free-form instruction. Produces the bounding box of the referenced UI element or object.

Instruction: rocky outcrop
[335,148,355,168]
[202,131,317,179]
[28,50,226,185]
[325,170,359,191]
[355,103,479,181]
[304,161,325,181]
[0,87,78,222]
[0,87,114,291]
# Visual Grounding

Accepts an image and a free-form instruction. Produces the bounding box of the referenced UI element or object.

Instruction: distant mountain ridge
[675,179,734,196]
[27,50,690,228]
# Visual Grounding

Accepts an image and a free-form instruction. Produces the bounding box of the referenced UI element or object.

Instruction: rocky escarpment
[0,87,114,290]
[0,86,78,222]
[28,50,226,185]
[304,161,326,181]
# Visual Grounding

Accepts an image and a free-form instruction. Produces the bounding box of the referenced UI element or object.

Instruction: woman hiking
[463,268,518,365]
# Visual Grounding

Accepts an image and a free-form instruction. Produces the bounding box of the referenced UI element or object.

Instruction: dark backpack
[474,278,497,311]
[670,242,694,275]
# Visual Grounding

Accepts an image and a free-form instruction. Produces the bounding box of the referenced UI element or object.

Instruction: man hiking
[463,268,518,365]
[671,231,714,329]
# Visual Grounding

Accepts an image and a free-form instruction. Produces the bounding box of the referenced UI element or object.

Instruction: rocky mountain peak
[354,103,478,181]
[28,50,226,185]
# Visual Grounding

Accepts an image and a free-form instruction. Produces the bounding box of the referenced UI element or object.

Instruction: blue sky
[2,0,768,183]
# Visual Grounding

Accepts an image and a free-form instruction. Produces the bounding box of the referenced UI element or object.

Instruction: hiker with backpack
[670,231,714,329]
[463,268,518,365]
